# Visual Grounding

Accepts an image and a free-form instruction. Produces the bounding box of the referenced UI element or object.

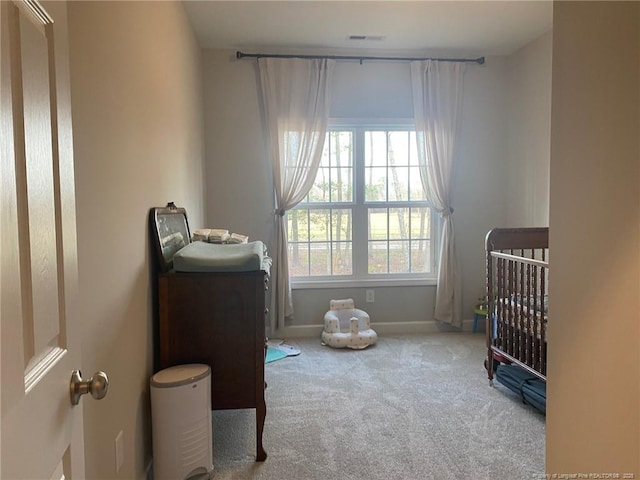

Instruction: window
[288,122,437,285]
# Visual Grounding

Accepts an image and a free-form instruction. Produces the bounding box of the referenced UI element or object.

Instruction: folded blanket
[227,232,249,244]
[192,228,230,244]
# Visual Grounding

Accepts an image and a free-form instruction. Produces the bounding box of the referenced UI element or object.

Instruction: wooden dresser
[150,204,269,461]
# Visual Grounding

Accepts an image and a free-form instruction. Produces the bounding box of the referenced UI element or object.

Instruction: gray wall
[201,40,551,335]
[505,30,552,227]
[67,2,205,478]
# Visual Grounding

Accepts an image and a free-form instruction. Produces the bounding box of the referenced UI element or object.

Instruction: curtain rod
[236,51,484,65]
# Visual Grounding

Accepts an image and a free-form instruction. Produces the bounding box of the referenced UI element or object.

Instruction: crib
[485,227,549,385]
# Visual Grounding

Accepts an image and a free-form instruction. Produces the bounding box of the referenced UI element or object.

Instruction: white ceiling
[183,1,553,57]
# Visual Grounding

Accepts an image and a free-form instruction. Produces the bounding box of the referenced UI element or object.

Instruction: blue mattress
[495,364,546,414]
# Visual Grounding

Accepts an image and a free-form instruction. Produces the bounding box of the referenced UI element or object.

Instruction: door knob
[70,370,109,406]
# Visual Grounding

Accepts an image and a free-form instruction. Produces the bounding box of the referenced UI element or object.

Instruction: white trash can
[151,364,213,480]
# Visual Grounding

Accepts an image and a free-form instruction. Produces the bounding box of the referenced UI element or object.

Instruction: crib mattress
[173,240,266,273]
[496,298,548,339]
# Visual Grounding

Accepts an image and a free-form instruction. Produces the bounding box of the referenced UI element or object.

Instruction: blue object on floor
[472,306,487,333]
[265,347,288,363]
[495,364,546,414]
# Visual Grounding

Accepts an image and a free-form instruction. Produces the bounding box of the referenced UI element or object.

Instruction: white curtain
[410,60,466,328]
[258,57,335,334]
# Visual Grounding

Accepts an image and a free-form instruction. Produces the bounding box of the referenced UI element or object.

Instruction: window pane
[368,208,388,240]
[411,239,431,273]
[409,132,419,166]
[409,166,425,201]
[368,241,388,273]
[410,207,430,239]
[320,134,330,167]
[310,242,330,275]
[389,240,410,273]
[329,132,352,202]
[288,209,309,241]
[309,209,330,241]
[331,131,353,168]
[389,208,409,240]
[388,131,410,166]
[331,167,353,202]
[365,131,387,167]
[306,131,354,204]
[331,209,352,241]
[288,243,309,276]
[365,166,387,202]
[387,166,409,201]
[332,241,352,275]
[308,167,330,203]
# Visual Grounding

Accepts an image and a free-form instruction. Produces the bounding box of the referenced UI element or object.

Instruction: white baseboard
[276,318,484,339]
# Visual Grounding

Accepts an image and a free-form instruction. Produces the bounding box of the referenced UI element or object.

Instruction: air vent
[348,35,386,41]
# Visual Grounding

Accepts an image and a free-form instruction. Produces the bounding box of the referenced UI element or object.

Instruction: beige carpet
[211,333,545,480]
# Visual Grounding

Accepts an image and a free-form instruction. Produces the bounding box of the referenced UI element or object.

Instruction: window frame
[289,118,440,289]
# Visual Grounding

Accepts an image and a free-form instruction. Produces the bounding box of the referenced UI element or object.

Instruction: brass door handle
[70,370,109,406]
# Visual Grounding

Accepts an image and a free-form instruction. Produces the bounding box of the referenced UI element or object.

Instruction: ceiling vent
[348,35,386,41]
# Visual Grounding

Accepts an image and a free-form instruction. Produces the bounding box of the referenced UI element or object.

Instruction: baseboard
[277,318,484,339]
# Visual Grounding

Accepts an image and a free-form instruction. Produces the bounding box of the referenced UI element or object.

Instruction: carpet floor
[211,333,545,480]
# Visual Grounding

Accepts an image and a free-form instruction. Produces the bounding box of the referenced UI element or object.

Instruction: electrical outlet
[115,430,124,472]
[366,289,375,303]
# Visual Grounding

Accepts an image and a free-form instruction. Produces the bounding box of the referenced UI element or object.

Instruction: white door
[1,1,95,478]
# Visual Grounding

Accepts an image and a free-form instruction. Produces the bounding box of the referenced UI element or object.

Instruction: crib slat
[526,262,532,368]
[519,254,525,363]
[531,249,537,371]
[499,257,506,355]
[507,257,514,357]
[543,268,547,374]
